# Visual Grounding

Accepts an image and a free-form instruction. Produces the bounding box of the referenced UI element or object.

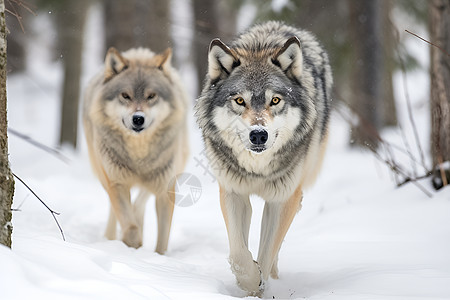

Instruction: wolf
[83,47,189,253]
[195,21,332,296]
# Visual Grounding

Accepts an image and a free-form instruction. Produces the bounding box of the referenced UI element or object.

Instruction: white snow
[2,6,450,300]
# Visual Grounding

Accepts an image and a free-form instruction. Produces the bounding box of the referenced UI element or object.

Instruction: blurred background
[5,0,448,185]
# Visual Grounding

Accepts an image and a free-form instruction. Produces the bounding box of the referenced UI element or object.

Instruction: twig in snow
[370,150,433,198]
[395,47,428,173]
[398,124,417,177]
[405,30,450,189]
[12,173,66,241]
[389,24,429,175]
[8,128,70,163]
[11,194,28,212]
[335,101,433,198]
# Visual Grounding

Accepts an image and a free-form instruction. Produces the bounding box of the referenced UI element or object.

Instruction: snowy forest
[1,0,450,299]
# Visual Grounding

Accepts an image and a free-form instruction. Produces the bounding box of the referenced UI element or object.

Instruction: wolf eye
[270,97,281,106]
[147,93,156,100]
[121,92,131,100]
[234,97,245,106]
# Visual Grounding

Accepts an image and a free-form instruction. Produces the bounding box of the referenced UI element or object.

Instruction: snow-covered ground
[2,6,450,300]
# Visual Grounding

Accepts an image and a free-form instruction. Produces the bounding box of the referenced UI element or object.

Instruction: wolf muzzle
[132,112,146,132]
[249,129,268,145]
[249,128,268,153]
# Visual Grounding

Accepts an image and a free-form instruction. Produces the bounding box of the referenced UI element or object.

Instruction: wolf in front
[195,21,332,296]
[83,47,189,253]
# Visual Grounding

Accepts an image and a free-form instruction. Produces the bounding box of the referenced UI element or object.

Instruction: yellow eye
[271,97,281,106]
[235,97,245,106]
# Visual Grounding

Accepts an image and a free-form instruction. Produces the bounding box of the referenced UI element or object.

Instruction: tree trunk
[192,0,237,95]
[381,0,397,127]
[104,0,171,54]
[430,0,450,188]
[0,0,14,248]
[140,0,171,53]
[192,0,220,95]
[104,0,135,52]
[5,10,26,73]
[291,0,350,105]
[348,0,383,150]
[58,0,89,148]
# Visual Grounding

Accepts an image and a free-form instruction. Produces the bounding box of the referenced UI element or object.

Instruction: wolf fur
[195,21,332,296]
[83,47,189,253]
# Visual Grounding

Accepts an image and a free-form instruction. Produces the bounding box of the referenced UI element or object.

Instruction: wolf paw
[122,225,142,248]
[230,259,264,297]
[270,263,279,279]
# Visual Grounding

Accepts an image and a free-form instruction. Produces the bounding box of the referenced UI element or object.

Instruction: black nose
[249,129,268,145]
[132,115,145,127]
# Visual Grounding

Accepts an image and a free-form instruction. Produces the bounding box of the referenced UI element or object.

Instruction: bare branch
[12,0,36,16]
[398,172,433,187]
[398,124,418,177]
[335,99,433,198]
[11,194,28,212]
[6,0,24,32]
[388,24,429,174]
[396,50,428,174]
[370,150,433,198]
[12,173,66,241]
[5,0,36,33]
[8,128,70,163]
[405,29,450,57]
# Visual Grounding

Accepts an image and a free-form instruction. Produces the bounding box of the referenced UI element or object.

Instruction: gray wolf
[83,47,189,253]
[195,21,332,296]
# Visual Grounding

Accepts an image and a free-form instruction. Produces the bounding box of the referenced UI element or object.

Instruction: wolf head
[198,36,317,157]
[100,47,175,134]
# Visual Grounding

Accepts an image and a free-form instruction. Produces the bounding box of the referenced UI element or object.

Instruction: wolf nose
[249,129,268,145]
[132,115,145,127]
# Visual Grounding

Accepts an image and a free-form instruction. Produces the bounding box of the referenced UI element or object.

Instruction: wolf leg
[106,183,142,248]
[133,190,150,234]
[257,185,302,281]
[220,185,262,296]
[270,251,279,279]
[105,205,117,240]
[155,190,175,254]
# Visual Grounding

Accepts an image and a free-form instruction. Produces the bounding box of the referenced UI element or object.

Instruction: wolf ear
[104,47,129,82]
[156,48,172,71]
[208,39,239,81]
[273,37,303,79]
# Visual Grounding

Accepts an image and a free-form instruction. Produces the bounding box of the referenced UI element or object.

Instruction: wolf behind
[83,47,189,253]
[195,21,332,296]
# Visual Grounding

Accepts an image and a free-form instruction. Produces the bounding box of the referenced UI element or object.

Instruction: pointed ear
[272,37,303,79]
[157,48,172,71]
[208,38,239,81]
[104,47,129,82]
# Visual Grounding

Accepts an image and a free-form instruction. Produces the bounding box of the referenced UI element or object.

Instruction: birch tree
[0,0,14,248]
